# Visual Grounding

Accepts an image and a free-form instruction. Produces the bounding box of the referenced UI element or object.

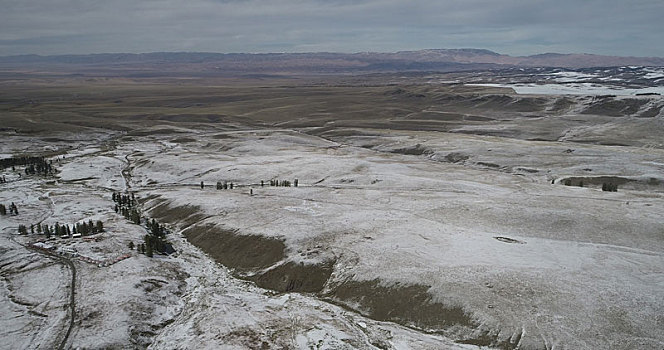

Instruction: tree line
[201,178,300,190]
[19,219,104,237]
[0,156,55,176]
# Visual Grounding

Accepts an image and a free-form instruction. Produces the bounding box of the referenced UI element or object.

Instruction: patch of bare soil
[247,260,334,293]
[494,236,526,244]
[146,201,207,228]
[559,175,664,191]
[170,137,197,143]
[391,143,433,156]
[325,279,519,349]
[182,224,285,271]
[581,98,648,117]
[127,128,186,137]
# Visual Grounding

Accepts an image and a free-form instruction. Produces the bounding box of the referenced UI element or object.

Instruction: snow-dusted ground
[1,133,481,349]
[2,100,663,348]
[469,83,664,96]
[122,128,663,349]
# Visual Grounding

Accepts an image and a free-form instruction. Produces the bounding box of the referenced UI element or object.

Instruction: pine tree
[96,220,104,232]
[0,204,6,215]
[128,241,135,250]
[146,243,153,257]
[200,181,204,189]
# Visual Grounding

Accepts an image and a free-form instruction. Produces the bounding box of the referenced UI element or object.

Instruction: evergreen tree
[96,220,103,232]
[200,181,204,189]
[128,241,135,250]
[0,204,6,215]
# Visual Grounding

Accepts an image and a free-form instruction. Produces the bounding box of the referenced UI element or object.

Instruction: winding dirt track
[25,245,77,350]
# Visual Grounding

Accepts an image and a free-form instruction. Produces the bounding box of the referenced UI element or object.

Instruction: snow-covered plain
[469,83,664,96]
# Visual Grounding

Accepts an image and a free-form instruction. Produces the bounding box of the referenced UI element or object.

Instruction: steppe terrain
[1,69,663,349]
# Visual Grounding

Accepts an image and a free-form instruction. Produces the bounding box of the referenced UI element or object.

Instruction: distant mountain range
[1,49,663,75]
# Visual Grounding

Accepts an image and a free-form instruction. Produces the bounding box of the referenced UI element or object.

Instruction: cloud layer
[1,0,662,56]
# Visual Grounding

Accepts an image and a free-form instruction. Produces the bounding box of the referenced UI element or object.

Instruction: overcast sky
[1,0,662,57]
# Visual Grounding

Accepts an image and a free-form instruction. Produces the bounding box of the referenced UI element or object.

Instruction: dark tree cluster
[602,183,618,192]
[268,179,298,187]
[0,202,18,215]
[140,218,173,257]
[24,160,54,176]
[112,192,174,257]
[1,156,49,169]
[148,218,167,237]
[23,220,104,237]
[216,181,234,190]
[0,175,7,183]
[113,192,140,224]
[0,156,55,176]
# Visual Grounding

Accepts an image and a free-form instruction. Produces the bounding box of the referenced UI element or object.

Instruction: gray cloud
[0,0,662,56]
